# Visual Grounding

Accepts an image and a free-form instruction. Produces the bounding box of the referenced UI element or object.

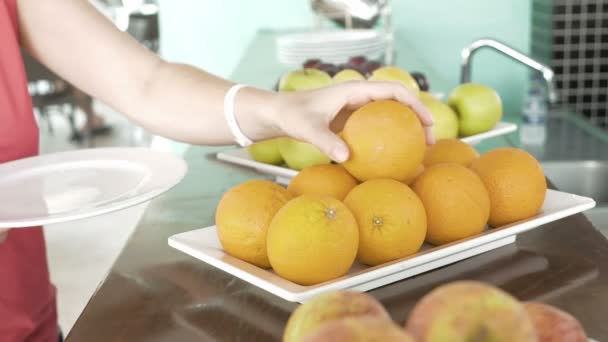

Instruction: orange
[215,180,292,268]
[403,164,425,185]
[267,194,359,285]
[343,179,427,266]
[470,148,546,227]
[413,164,490,245]
[341,100,426,182]
[424,138,479,167]
[287,164,358,200]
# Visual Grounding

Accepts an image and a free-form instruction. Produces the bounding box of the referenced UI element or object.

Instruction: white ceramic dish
[0,147,187,228]
[216,122,517,184]
[277,30,387,65]
[460,121,517,145]
[277,30,384,47]
[169,189,595,303]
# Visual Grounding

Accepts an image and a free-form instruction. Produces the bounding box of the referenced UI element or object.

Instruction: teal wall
[158,0,531,115]
[390,1,532,115]
[157,0,313,78]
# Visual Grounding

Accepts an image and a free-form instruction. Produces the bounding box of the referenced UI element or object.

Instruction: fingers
[424,126,435,145]
[299,126,349,163]
[334,81,436,144]
[0,229,8,244]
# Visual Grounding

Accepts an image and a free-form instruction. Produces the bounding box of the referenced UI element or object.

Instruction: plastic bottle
[520,73,548,145]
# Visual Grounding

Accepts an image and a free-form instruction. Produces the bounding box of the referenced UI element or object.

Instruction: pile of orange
[215,100,547,285]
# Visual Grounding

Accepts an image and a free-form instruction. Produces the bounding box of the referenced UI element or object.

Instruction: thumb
[306,128,350,163]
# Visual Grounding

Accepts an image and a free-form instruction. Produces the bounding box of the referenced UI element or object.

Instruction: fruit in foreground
[420,92,459,140]
[341,100,426,182]
[278,138,331,170]
[413,164,490,245]
[287,164,358,200]
[470,148,546,227]
[368,66,420,97]
[448,83,503,136]
[215,180,292,267]
[524,302,587,342]
[344,179,427,265]
[423,138,479,167]
[402,164,424,185]
[406,281,537,342]
[247,138,283,165]
[333,69,365,83]
[302,316,415,342]
[267,194,358,285]
[283,291,390,342]
[279,68,332,92]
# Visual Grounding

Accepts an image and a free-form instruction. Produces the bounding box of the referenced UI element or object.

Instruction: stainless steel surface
[461,38,558,104]
[542,161,608,204]
[67,146,608,342]
[542,161,608,230]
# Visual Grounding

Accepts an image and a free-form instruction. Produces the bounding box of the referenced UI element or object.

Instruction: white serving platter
[216,122,517,184]
[459,121,517,145]
[169,189,595,303]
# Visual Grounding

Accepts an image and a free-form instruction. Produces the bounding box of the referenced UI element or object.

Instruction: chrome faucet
[460,38,558,104]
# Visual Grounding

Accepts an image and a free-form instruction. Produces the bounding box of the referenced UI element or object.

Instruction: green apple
[448,83,503,137]
[333,69,365,83]
[277,137,331,170]
[420,91,459,140]
[278,68,332,92]
[247,138,283,165]
[368,66,420,97]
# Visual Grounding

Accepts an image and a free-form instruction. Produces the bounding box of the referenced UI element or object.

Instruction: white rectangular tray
[169,189,595,303]
[216,122,517,184]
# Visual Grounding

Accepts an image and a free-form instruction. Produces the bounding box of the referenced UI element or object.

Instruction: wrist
[235,86,283,141]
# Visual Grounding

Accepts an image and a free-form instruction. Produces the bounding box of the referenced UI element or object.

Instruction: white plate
[169,189,595,302]
[0,147,187,228]
[216,122,518,184]
[277,30,384,47]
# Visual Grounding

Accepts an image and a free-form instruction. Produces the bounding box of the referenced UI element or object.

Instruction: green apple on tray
[247,56,504,170]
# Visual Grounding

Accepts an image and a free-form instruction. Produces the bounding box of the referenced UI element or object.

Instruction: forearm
[18,0,280,145]
[135,62,281,145]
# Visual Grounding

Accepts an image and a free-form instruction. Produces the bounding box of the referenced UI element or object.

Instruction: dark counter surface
[66,145,608,341]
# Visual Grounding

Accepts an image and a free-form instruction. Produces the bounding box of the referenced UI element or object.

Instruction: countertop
[66,31,608,341]
[66,144,608,341]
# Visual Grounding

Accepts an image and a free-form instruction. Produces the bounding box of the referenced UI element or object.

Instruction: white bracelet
[223,84,254,147]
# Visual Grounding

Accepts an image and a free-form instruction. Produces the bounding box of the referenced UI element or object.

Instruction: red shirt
[0,0,58,341]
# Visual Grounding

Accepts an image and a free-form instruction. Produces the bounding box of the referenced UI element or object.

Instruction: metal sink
[542,161,608,230]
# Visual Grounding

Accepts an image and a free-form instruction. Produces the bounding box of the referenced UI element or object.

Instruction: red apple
[524,302,588,342]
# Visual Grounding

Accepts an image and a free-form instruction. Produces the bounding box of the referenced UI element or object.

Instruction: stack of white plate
[277,30,386,65]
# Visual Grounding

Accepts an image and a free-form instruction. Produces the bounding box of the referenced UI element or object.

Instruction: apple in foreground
[406,281,537,342]
[420,91,459,140]
[277,138,330,170]
[246,138,283,165]
[302,316,415,342]
[368,66,420,97]
[448,83,503,137]
[278,68,332,92]
[333,69,365,83]
[524,302,588,342]
[283,290,390,342]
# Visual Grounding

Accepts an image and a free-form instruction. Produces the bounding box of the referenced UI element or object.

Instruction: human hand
[0,229,8,244]
[272,81,434,163]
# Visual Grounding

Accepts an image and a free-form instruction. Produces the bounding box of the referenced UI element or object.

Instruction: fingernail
[333,145,349,163]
